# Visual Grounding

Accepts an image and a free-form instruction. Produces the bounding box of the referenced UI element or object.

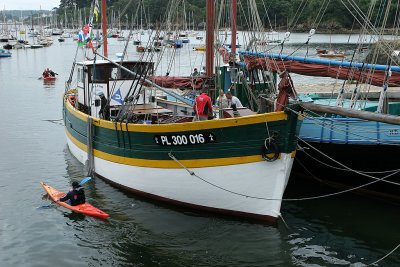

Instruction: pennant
[111,88,124,104]
[94,0,100,22]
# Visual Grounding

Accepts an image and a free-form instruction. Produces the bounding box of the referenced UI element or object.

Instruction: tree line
[53,0,399,32]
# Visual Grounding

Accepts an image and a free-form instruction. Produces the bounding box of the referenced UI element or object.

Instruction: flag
[94,0,100,22]
[111,89,124,104]
[77,30,86,46]
[77,24,93,47]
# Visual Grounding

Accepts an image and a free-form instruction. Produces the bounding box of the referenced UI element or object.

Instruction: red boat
[42,68,57,80]
[43,75,56,81]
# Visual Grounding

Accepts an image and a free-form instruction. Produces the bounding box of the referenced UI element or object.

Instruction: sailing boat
[240,23,400,201]
[63,0,302,223]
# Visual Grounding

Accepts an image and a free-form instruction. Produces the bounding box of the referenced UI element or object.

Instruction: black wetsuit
[59,186,85,206]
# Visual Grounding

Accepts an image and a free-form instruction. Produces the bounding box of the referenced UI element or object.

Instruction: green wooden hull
[64,98,301,168]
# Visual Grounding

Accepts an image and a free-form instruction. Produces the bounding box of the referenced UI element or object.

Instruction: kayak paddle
[79,176,92,186]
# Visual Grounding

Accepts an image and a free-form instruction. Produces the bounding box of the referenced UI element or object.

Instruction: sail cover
[149,76,204,89]
[242,55,400,87]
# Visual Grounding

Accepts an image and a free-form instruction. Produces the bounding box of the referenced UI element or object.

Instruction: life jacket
[71,187,85,206]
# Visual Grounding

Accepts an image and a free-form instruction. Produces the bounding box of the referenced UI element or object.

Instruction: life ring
[262,139,280,162]
[67,95,76,106]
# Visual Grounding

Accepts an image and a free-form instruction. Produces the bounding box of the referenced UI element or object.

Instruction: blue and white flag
[111,88,124,104]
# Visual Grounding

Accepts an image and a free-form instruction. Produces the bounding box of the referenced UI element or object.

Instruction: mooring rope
[169,148,399,265]
[167,152,398,201]
[298,136,400,183]
[42,119,64,126]
[367,243,400,266]
[300,145,400,179]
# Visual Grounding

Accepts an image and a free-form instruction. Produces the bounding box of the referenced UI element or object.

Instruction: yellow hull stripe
[65,97,290,133]
[66,129,295,168]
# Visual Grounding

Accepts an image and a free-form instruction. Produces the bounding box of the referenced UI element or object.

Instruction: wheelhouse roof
[76,59,146,66]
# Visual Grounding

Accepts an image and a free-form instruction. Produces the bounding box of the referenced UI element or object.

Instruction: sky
[0,0,61,10]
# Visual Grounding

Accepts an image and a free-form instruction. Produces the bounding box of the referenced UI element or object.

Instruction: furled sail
[148,76,204,89]
[241,52,400,87]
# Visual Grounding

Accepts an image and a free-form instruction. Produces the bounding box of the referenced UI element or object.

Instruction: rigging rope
[167,149,399,202]
[299,145,400,185]
[367,243,400,266]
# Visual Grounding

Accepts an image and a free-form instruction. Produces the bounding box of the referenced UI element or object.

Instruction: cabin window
[134,64,154,76]
[77,68,84,83]
[120,66,136,79]
[110,67,135,80]
[109,65,145,80]
[89,66,107,83]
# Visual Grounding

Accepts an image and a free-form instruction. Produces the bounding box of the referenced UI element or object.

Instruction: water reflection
[59,124,400,266]
[62,145,290,266]
[43,79,56,88]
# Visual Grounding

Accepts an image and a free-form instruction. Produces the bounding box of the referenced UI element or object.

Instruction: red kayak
[40,181,109,219]
[43,76,56,81]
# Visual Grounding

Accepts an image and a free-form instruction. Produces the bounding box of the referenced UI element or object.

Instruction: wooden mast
[205,0,214,76]
[102,0,108,57]
[231,0,237,60]
[300,102,400,125]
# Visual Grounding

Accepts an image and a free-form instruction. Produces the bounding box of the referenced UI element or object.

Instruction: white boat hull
[66,132,293,222]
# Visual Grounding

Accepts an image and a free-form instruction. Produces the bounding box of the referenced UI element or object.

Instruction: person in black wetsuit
[57,181,85,206]
[48,69,56,77]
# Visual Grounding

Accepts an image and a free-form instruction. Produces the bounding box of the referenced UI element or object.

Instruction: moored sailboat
[63,0,302,223]
[240,35,400,202]
[0,48,11,57]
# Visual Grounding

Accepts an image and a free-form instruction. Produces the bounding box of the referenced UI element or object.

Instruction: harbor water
[0,33,399,266]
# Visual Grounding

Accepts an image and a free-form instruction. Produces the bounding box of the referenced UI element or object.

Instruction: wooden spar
[231,0,237,59]
[102,0,108,57]
[206,0,214,76]
[94,52,193,105]
[239,51,400,72]
[300,102,400,125]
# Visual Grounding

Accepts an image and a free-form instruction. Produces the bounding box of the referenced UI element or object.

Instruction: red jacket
[194,93,212,117]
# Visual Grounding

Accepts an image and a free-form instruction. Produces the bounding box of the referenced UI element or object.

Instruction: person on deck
[200,66,206,75]
[57,181,85,206]
[191,68,200,76]
[215,89,229,108]
[226,91,243,108]
[193,89,213,121]
[98,92,110,120]
[191,68,199,76]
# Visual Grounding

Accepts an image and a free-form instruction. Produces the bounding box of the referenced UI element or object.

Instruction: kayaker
[57,181,86,206]
[42,68,50,78]
[48,69,56,77]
